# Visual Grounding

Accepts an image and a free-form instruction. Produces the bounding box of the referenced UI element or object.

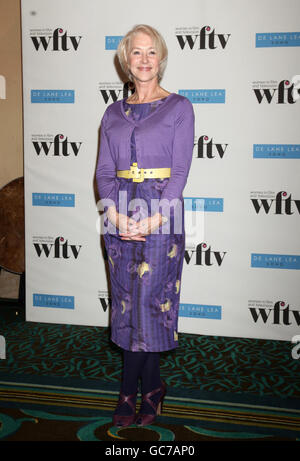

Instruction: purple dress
[103,99,185,352]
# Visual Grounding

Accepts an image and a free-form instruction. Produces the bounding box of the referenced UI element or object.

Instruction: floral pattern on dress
[103,100,185,352]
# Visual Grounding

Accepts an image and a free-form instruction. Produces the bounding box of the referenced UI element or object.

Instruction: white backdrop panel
[21,0,300,340]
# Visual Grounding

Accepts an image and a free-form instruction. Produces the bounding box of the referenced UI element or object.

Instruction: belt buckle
[130,162,144,182]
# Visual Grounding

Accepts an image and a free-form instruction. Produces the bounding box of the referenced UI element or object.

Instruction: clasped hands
[107,207,162,242]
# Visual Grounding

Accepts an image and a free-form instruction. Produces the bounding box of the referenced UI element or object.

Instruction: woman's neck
[128,81,169,104]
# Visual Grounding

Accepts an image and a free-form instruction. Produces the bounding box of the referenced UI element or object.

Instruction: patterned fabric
[103,99,185,352]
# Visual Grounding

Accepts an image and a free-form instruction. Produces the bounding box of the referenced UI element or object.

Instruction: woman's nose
[141,52,149,63]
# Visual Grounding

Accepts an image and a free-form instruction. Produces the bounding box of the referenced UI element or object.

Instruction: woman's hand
[107,207,133,233]
[119,213,163,241]
[137,213,162,235]
[118,214,147,241]
[107,206,146,241]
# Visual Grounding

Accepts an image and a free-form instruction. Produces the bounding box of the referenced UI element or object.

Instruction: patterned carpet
[0,314,299,441]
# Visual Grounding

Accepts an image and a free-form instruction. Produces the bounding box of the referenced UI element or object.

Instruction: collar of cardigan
[119,93,176,124]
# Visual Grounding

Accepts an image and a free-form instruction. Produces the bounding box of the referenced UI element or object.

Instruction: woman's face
[128,32,160,83]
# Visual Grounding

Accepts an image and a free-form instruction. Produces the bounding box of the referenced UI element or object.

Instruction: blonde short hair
[117,24,168,82]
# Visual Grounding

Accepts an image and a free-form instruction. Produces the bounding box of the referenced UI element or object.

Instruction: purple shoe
[135,381,166,427]
[113,391,137,427]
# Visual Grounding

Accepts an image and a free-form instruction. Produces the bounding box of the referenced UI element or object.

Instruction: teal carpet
[0,315,299,441]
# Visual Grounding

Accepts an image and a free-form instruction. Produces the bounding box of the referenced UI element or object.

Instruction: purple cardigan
[96,93,195,206]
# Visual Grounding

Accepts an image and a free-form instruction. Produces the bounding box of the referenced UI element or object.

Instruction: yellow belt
[117,162,171,183]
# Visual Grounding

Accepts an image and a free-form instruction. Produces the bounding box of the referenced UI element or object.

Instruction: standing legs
[116,350,146,416]
[140,352,162,413]
[113,349,165,427]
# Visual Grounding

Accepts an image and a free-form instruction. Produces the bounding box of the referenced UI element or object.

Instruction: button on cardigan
[96,93,195,207]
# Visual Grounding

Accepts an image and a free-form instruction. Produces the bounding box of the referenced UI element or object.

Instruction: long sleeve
[159,98,195,203]
[96,109,117,207]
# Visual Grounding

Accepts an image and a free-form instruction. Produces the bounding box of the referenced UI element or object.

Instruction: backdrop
[21,0,300,341]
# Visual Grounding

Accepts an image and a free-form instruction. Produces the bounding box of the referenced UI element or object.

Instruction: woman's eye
[131,49,156,56]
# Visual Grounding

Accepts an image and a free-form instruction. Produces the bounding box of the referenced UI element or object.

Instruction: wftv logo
[185,242,226,266]
[195,135,228,159]
[33,236,82,259]
[98,290,111,313]
[249,300,300,326]
[176,26,231,50]
[31,28,82,51]
[32,134,82,157]
[251,191,300,215]
[98,82,133,104]
[252,79,299,104]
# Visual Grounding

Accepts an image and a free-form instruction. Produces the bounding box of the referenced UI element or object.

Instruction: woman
[96,24,194,427]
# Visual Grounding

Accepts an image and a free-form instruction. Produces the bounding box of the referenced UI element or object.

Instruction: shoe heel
[157,401,162,415]
[157,390,165,415]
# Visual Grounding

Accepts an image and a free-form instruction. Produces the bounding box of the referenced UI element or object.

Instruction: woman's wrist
[152,212,168,227]
[107,206,118,224]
